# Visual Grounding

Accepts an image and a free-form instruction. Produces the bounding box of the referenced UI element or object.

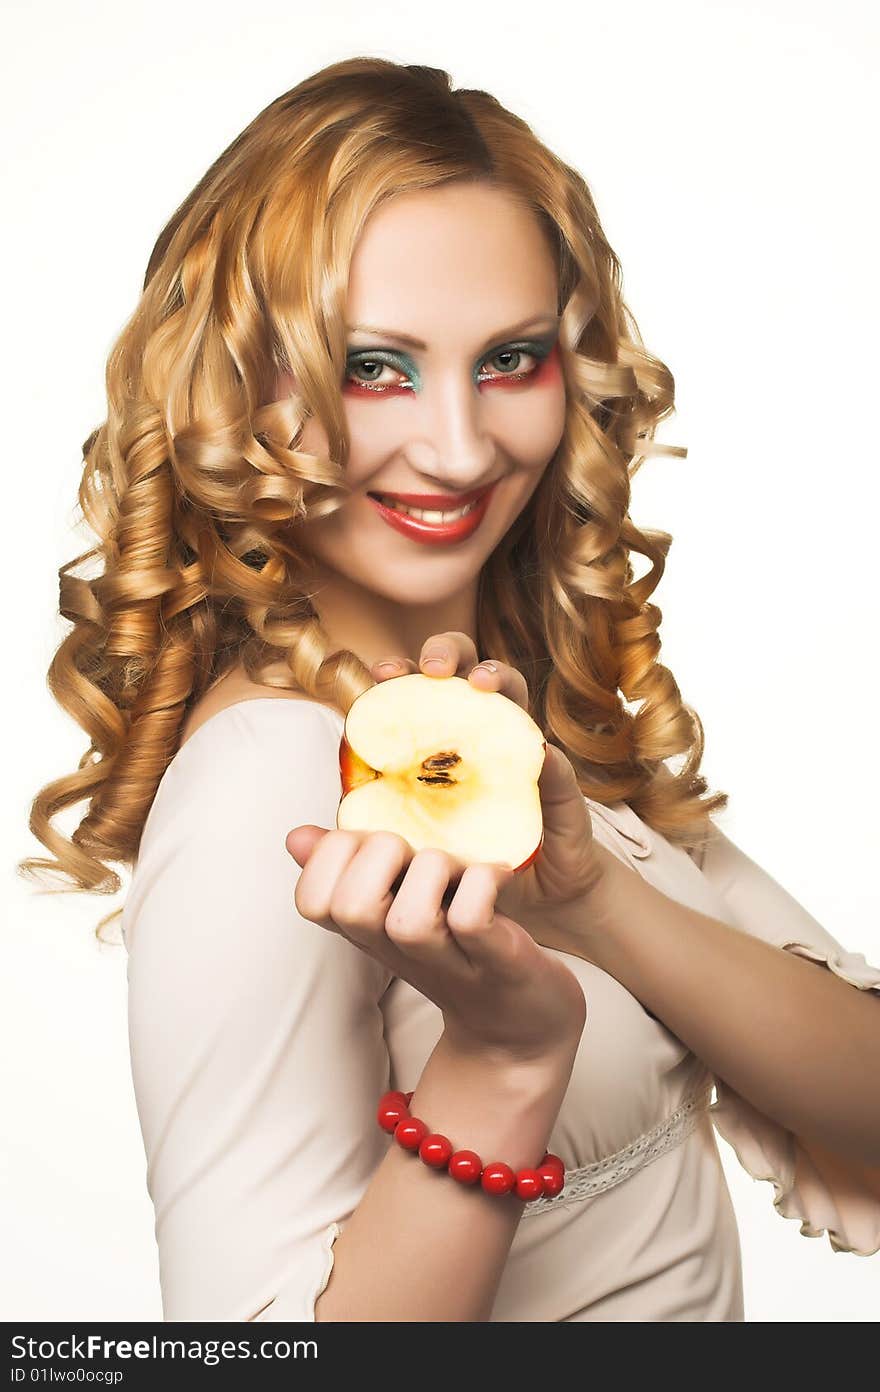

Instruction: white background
[3,0,878,1322]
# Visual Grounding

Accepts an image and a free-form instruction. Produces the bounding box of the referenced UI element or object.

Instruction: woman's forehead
[345,187,559,340]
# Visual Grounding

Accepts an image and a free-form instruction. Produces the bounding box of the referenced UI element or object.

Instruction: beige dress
[122,698,880,1322]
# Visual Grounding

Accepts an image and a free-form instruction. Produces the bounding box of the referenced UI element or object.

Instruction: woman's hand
[367,632,606,950]
[284,825,587,1064]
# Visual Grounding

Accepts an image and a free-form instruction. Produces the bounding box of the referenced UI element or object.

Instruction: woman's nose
[408,374,496,480]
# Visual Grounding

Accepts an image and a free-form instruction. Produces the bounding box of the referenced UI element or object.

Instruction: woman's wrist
[404,1028,575,1177]
[439,1015,582,1077]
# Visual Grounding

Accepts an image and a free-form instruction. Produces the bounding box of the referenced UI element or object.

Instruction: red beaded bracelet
[376,1089,566,1203]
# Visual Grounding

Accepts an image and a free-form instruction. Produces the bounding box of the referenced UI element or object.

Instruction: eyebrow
[345,315,560,352]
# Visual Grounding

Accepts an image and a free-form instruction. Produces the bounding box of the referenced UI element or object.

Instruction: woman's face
[272,181,567,659]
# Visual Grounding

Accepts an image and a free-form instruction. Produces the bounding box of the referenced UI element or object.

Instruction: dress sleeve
[693,822,880,1256]
[123,700,395,1321]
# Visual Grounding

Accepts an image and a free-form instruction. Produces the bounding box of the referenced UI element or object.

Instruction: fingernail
[422,648,449,667]
[375,659,402,672]
[473,662,497,675]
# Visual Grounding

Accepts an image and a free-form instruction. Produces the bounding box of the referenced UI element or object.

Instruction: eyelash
[344,342,550,392]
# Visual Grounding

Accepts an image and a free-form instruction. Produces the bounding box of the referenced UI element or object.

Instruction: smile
[367,485,496,545]
[372,495,479,523]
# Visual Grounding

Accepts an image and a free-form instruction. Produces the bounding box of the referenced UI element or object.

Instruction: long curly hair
[18,55,728,943]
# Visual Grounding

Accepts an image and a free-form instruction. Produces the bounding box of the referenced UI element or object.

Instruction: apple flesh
[337,673,546,873]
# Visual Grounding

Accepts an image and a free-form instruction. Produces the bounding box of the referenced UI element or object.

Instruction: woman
[19,56,880,1321]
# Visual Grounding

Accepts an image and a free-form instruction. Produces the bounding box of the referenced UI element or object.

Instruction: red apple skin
[338,734,378,793]
[337,733,546,875]
[512,836,543,876]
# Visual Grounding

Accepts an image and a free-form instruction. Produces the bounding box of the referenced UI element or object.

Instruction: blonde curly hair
[18,55,728,942]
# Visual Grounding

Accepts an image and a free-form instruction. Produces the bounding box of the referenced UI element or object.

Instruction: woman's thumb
[539,742,581,802]
[538,744,590,839]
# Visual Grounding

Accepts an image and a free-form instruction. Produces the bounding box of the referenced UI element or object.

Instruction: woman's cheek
[344,408,408,464]
[495,345,566,460]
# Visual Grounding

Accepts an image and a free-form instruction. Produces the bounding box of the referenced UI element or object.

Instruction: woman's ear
[257,366,299,413]
[274,368,298,399]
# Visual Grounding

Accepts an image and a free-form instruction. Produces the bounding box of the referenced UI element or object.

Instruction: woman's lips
[368,484,492,508]
[367,484,496,545]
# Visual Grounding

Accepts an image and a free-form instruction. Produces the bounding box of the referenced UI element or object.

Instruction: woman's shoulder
[124,668,347,940]
[136,668,345,858]
[177,663,342,754]
[122,665,391,1002]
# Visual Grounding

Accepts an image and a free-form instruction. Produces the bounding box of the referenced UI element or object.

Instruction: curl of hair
[18,56,728,944]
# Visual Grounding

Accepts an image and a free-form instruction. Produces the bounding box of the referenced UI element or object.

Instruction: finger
[293,829,365,925]
[370,655,419,681]
[538,744,594,846]
[418,631,479,677]
[328,831,414,937]
[285,825,330,865]
[466,659,530,712]
[416,633,531,714]
[532,744,602,901]
[444,863,530,977]
[383,847,471,962]
[372,635,531,713]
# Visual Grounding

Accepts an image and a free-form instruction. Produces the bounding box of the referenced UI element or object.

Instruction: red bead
[541,1152,565,1178]
[376,1092,410,1133]
[538,1163,565,1198]
[481,1161,515,1195]
[394,1116,429,1151]
[515,1168,545,1201]
[449,1150,483,1185]
[419,1133,453,1168]
[377,1090,568,1204]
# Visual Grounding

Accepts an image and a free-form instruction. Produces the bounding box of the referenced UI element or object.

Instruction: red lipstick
[367,483,494,508]
[367,484,497,545]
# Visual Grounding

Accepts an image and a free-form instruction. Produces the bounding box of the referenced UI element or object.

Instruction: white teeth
[376,496,479,524]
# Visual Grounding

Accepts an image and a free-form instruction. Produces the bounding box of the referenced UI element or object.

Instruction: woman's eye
[480,348,538,378]
[347,357,403,387]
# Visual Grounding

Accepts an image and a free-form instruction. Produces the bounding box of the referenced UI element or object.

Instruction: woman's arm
[315,1032,574,1322]
[555,841,880,1167]
[126,698,580,1323]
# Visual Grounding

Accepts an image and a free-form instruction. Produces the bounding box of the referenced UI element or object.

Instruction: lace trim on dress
[522,1080,715,1218]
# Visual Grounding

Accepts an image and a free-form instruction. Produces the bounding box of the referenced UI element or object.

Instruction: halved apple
[337,673,546,873]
